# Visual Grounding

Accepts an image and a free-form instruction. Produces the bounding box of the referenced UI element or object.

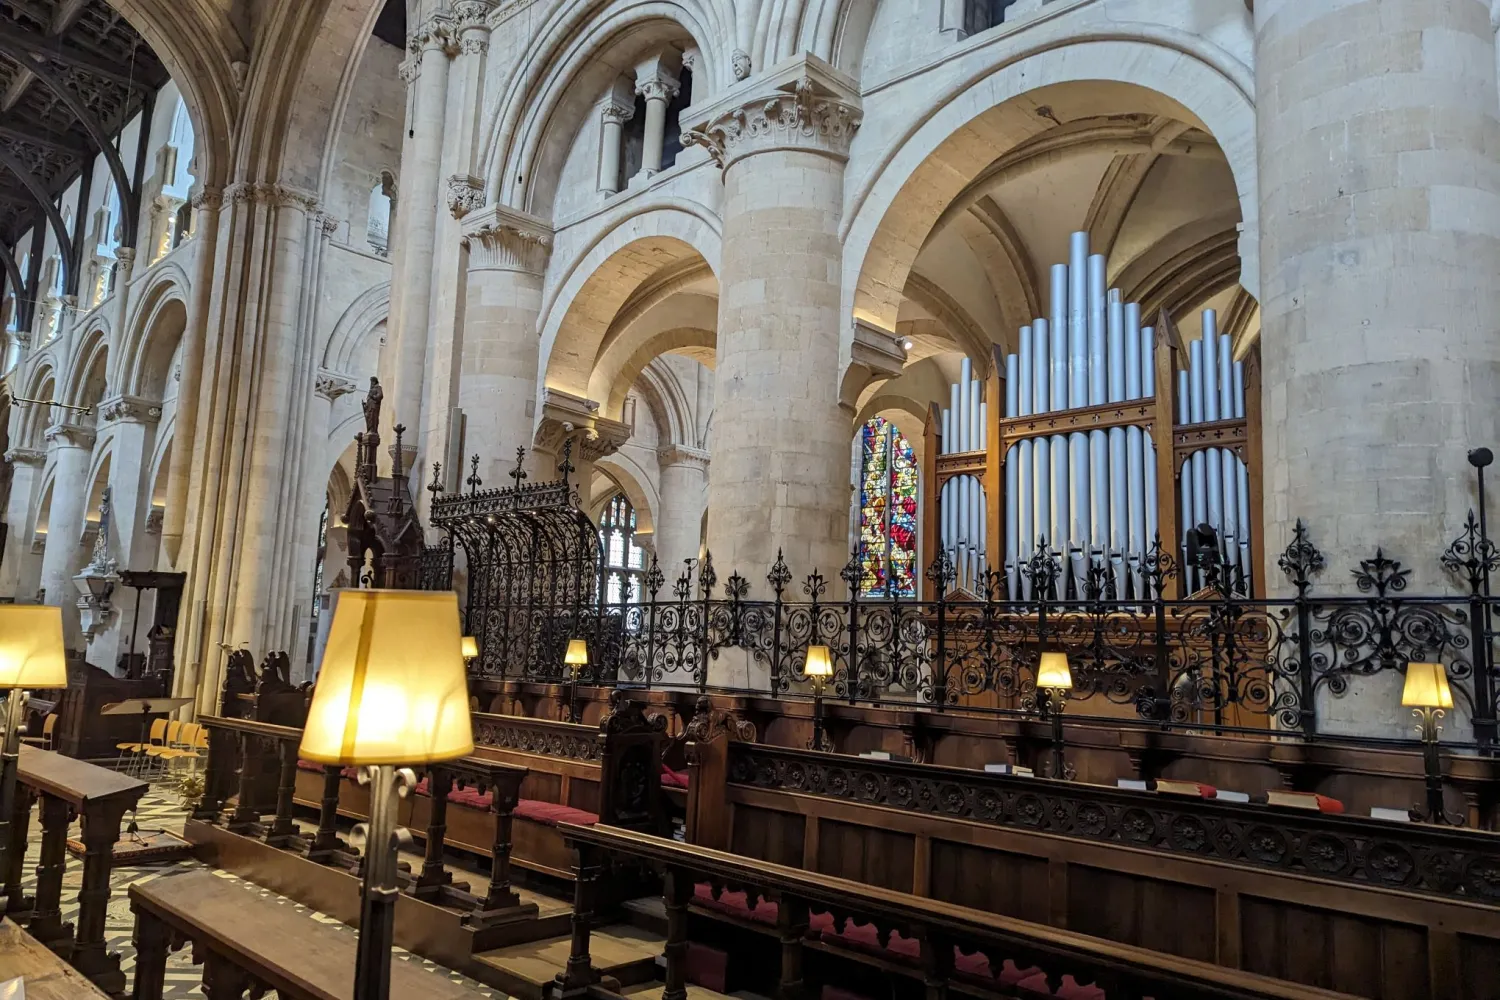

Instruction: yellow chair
[116,718,168,775]
[20,713,56,751]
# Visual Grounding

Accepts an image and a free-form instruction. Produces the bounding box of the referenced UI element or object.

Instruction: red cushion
[340,766,359,779]
[1017,971,1054,996]
[1000,962,1045,987]
[661,765,690,789]
[685,942,728,992]
[954,948,992,979]
[512,799,599,827]
[822,989,874,1000]
[808,910,835,936]
[691,883,777,926]
[1057,977,1106,1000]
[449,786,493,810]
[821,920,919,963]
[296,759,323,773]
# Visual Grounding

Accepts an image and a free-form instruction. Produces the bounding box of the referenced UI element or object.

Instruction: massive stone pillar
[38,423,93,649]
[458,206,552,486]
[655,445,709,579]
[385,12,454,462]
[0,448,45,600]
[92,396,163,669]
[1257,0,1500,733]
[685,55,861,587]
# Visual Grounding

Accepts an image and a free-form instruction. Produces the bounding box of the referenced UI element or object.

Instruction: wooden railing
[555,822,1358,1000]
[1,746,146,995]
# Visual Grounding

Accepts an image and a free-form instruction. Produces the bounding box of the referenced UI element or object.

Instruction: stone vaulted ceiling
[0,0,170,246]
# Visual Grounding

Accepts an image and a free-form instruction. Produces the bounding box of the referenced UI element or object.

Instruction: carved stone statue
[362,376,383,436]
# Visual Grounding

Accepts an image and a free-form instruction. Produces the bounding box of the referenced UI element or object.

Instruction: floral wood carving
[472,718,601,762]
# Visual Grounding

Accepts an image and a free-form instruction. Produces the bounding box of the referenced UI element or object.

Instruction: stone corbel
[839,319,909,409]
[144,506,164,535]
[679,53,862,171]
[4,447,44,467]
[657,444,710,472]
[99,394,163,424]
[447,174,486,219]
[534,388,631,461]
[409,11,458,56]
[315,369,360,402]
[461,204,554,274]
[44,422,96,450]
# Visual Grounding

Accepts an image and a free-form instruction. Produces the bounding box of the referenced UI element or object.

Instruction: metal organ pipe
[1017,327,1033,597]
[1124,303,1145,596]
[939,354,989,596]
[1004,354,1020,598]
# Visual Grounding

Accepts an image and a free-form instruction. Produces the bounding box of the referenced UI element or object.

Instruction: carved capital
[113,246,137,267]
[409,13,458,55]
[657,444,710,472]
[460,34,489,55]
[453,0,493,27]
[315,369,359,401]
[191,187,223,211]
[45,422,95,450]
[681,55,862,171]
[10,330,30,351]
[4,447,44,467]
[534,389,631,462]
[144,506,164,535]
[446,174,485,219]
[224,182,319,213]
[601,101,635,127]
[461,204,553,274]
[319,212,341,237]
[99,394,164,424]
[636,78,679,104]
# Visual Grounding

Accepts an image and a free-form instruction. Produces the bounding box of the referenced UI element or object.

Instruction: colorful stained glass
[858,417,919,598]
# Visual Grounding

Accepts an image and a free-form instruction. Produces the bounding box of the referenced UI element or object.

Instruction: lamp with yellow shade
[461,636,479,663]
[300,589,473,1000]
[0,606,68,887]
[563,639,588,722]
[1037,650,1073,781]
[805,645,834,752]
[1403,662,1460,825]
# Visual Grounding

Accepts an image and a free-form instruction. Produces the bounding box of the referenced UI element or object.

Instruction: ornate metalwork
[472,715,601,762]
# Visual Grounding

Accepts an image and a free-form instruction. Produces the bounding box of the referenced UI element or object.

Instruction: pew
[555,822,1358,1000]
[1,745,146,996]
[127,869,483,999]
[0,919,110,999]
[682,738,1500,999]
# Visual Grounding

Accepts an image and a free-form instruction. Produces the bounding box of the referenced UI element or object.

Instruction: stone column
[1257,0,1500,733]
[386,12,455,460]
[38,422,95,649]
[684,55,862,587]
[655,445,709,579]
[598,79,635,196]
[634,53,681,179]
[0,448,45,600]
[458,206,552,486]
[94,396,163,668]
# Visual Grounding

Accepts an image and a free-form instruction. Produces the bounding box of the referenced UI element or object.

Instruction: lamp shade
[1402,662,1453,709]
[0,606,68,689]
[805,645,834,680]
[299,589,474,766]
[1037,651,1073,691]
[461,636,479,660]
[565,639,589,666]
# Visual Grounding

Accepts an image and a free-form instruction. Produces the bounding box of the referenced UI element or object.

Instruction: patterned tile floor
[14,782,509,997]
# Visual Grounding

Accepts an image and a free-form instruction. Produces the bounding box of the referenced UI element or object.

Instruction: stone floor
[14,780,509,998]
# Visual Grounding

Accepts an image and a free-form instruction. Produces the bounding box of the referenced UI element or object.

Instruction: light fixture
[563,638,588,722]
[1403,662,1459,824]
[1038,650,1072,781]
[806,645,834,752]
[0,606,67,891]
[461,635,479,662]
[299,589,473,1000]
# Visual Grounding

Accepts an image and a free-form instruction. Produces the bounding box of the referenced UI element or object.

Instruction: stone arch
[634,357,696,448]
[62,329,109,410]
[538,204,721,409]
[18,365,56,450]
[121,277,190,400]
[594,309,717,419]
[595,453,657,538]
[321,281,390,373]
[484,1,728,207]
[842,35,1258,354]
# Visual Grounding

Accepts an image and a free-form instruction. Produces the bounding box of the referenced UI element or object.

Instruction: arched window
[168,97,196,194]
[599,492,645,603]
[857,417,919,598]
[660,67,693,170]
[307,496,329,665]
[964,0,1017,34]
[367,172,395,256]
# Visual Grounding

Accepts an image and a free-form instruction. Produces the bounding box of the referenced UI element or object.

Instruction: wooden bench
[556,822,1359,1000]
[682,737,1500,999]
[0,745,146,996]
[127,870,482,999]
[0,918,109,999]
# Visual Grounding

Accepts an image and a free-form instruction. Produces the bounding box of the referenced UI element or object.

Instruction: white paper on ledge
[0,975,26,999]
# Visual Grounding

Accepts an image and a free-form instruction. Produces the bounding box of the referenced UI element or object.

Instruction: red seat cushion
[512,799,599,827]
[821,988,874,1000]
[1001,962,1045,987]
[296,759,323,773]
[954,948,992,979]
[685,942,728,992]
[821,920,919,964]
[1017,971,1054,996]
[692,883,778,926]
[661,765,690,789]
[1057,977,1106,1000]
[449,785,493,810]
[808,910,835,936]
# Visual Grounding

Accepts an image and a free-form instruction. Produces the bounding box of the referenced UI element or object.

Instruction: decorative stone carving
[636,78,679,104]
[144,506,164,535]
[461,204,553,274]
[224,182,319,212]
[657,444,710,471]
[99,394,163,423]
[446,174,485,219]
[492,0,537,25]
[314,369,359,401]
[453,0,493,27]
[682,58,862,171]
[4,448,44,467]
[534,388,631,463]
[190,187,223,211]
[10,331,30,351]
[319,212,341,238]
[409,13,457,55]
[44,423,96,450]
[399,56,421,85]
[601,101,634,127]
[732,49,751,80]
[74,485,119,643]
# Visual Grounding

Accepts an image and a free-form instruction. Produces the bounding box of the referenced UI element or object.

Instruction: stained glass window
[858,417,918,597]
[600,493,645,604]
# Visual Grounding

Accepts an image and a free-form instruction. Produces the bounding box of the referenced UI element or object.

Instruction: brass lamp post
[1037,651,1073,780]
[1403,662,1461,825]
[0,606,67,905]
[564,639,588,723]
[299,589,474,1000]
[806,645,834,752]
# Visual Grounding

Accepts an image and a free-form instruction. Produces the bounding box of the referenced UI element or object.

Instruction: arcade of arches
[0,0,1496,746]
